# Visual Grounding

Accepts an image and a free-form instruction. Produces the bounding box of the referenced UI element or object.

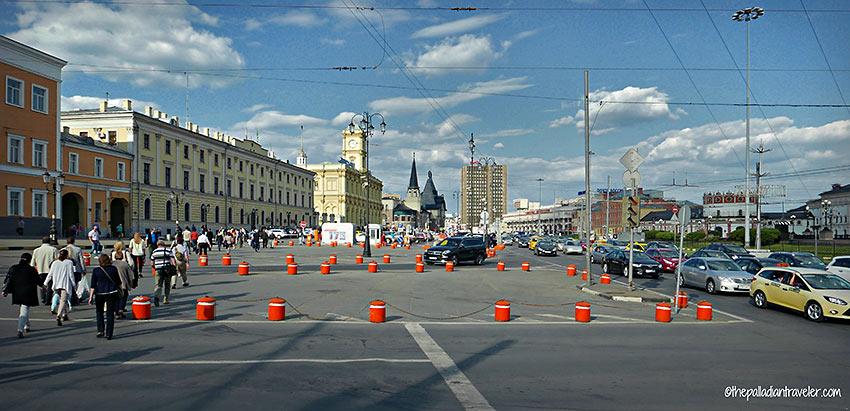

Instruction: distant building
[502,202,580,235]
[460,163,507,231]
[807,183,849,240]
[390,154,446,231]
[703,191,758,218]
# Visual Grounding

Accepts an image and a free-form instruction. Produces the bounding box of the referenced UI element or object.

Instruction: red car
[645,248,682,272]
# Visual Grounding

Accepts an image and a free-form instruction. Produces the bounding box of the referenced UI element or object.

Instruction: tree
[685,231,706,241]
[656,231,675,241]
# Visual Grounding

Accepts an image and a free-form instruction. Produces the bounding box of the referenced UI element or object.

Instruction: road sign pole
[628,184,635,290]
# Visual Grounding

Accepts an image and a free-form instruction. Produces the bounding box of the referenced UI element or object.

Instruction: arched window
[240,209,244,225]
[215,206,220,223]
[184,202,191,221]
[228,207,233,224]
[144,198,151,220]
[200,204,207,223]
[261,210,265,226]
[165,200,172,221]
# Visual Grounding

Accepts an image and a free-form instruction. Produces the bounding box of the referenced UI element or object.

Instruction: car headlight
[441,250,451,256]
[824,296,847,305]
[716,276,730,282]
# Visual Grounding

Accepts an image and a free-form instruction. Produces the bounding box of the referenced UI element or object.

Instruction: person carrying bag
[150,240,177,307]
[89,254,123,340]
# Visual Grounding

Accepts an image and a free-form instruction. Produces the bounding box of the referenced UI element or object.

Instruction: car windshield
[539,241,554,247]
[566,240,579,246]
[658,250,679,258]
[657,242,676,249]
[724,245,748,254]
[707,260,741,271]
[633,251,651,260]
[795,254,825,266]
[438,239,461,247]
[706,250,728,258]
[801,274,850,289]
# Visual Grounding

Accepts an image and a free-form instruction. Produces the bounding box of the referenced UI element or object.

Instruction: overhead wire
[799,0,850,119]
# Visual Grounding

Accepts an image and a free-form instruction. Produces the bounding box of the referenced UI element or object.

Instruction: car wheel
[752,290,768,309]
[451,256,459,266]
[475,254,484,265]
[602,262,609,274]
[706,279,716,294]
[804,301,825,322]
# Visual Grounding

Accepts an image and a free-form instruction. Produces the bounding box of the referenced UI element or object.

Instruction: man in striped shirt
[150,240,177,306]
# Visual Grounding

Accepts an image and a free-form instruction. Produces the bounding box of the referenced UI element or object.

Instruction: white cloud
[8,1,244,88]
[233,111,327,130]
[411,14,505,38]
[436,114,479,137]
[370,76,532,116]
[321,38,346,46]
[404,34,507,76]
[479,129,534,138]
[243,104,272,113]
[549,86,682,133]
[61,95,157,112]
[331,112,357,126]
[515,30,538,40]
[270,11,326,27]
[494,142,505,149]
[549,116,574,128]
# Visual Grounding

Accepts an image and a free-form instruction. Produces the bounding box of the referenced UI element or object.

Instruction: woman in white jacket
[44,249,75,326]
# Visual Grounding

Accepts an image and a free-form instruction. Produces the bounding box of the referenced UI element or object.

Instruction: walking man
[3,253,46,338]
[170,237,190,289]
[31,236,58,305]
[88,223,102,257]
[150,240,177,306]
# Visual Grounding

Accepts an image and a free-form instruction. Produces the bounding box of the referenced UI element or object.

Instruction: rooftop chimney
[99,100,108,112]
[152,109,160,118]
[122,99,132,111]
[62,126,70,133]
[145,106,153,117]
[833,183,842,190]
[203,127,210,136]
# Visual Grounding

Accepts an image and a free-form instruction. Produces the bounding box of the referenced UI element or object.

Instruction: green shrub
[656,231,675,241]
[761,228,781,245]
[685,231,707,241]
[643,230,659,240]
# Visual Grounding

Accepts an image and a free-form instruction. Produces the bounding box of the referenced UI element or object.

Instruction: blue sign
[338,157,354,167]
[578,190,586,196]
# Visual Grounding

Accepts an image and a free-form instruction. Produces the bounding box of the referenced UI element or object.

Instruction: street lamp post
[42,171,65,245]
[536,178,544,235]
[349,112,386,258]
[733,6,765,248]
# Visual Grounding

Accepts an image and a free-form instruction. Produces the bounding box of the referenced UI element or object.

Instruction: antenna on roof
[105,91,109,106]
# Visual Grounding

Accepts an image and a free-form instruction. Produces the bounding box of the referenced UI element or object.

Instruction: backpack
[174,250,185,262]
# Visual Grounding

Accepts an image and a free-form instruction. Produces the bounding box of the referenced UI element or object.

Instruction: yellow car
[750,267,850,322]
[528,236,543,251]
[624,242,647,251]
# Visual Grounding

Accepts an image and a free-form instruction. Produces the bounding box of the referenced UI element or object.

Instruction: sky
[4,0,849,215]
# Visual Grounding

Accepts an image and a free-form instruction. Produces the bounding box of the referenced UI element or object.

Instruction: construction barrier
[268,298,286,321]
[196,297,216,320]
[575,301,591,322]
[497,261,505,271]
[495,244,505,250]
[415,262,425,272]
[347,243,352,248]
[238,262,250,275]
[495,300,510,321]
[329,254,337,264]
[445,261,454,272]
[222,254,232,266]
[83,253,91,266]
[199,255,208,266]
[355,254,364,264]
[368,261,378,273]
[369,300,386,323]
[676,292,688,309]
[391,243,397,249]
[600,274,611,284]
[286,254,295,265]
[383,254,391,263]
[287,263,298,275]
[405,245,410,250]
[320,262,331,274]
[522,262,530,271]
[415,254,423,263]
[423,245,429,250]
[582,269,588,280]
[273,240,279,246]
[696,301,713,321]
[289,241,294,246]
[567,265,576,276]
[655,302,672,322]
[132,296,151,320]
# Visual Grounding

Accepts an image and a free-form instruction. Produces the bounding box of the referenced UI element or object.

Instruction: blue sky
[4,0,849,214]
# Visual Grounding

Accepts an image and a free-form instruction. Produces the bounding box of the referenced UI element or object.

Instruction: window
[164,167,171,188]
[165,201,172,221]
[143,163,151,184]
[8,135,23,164]
[228,207,233,224]
[214,153,219,166]
[260,186,264,200]
[31,140,46,168]
[213,177,219,195]
[200,150,205,163]
[250,184,254,200]
[143,133,150,149]
[79,131,88,138]
[32,191,46,217]
[183,145,189,159]
[183,170,190,190]
[94,202,102,222]
[227,157,231,169]
[32,84,47,113]
[286,192,290,205]
[6,76,23,107]
[199,174,205,193]
[144,198,151,219]
[239,161,243,172]
[94,158,103,177]
[108,130,117,144]
[287,174,290,184]
[215,206,220,223]
[117,162,126,181]
[260,167,264,177]
[184,202,190,221]
[7,189,23,216]
[250,164,254,175]
[226,179,232,196]
[68,153,78,173]
[239,182,244,198]
[165,140,171,154]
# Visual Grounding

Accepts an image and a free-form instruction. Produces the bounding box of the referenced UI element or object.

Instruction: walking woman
[44,249,75,326]
[89,254,123,339]
[129,232,146,280]
[2,253,46,338]
[111,251,134,319]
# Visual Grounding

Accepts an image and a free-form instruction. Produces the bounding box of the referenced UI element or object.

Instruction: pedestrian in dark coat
[2,253,46,338]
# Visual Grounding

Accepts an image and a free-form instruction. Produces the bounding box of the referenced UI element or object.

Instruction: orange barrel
[356,254,364,264]
[496,244,505,250]
[375,243,381,249]
[196,297,216,320]
[368,261,378,273]
[676,292,688,309]
[582,269,588,280]
[600,274,611,284]
[287,263,298,275]
[415,262,425,273]
[696,301,713,321]
[391,243,397,249]
[521,262,530,271]
[415,254,423,263]
[222,254,232,266]
[405,245,410,250]
[238,262,249,275]
[329,254,337,264]
[497,261,505,271]
[268,298,286,321]
[132,296,151,320]
[316,242,321,247]
[199,254,208,266]
[274,240,279,246]
[347,243,352,248]
[567,265,576,276]
[383,254,391,263]
[286,254,295,264]
[369,300,386,323]
[289,241,294,246]
[83,253,91,266]
[655,302,672,322]
[495,300,510,322]
[575,301,591,322]
[320,262,330,274]
[488,250,496,258]
[360,243,365,248]
[445,261,454,272]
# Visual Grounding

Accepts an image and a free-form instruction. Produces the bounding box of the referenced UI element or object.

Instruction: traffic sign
[678,205,691,226]
[672,206,679,214]
[622,170,641,187]
[619,148,645,172]
[300,221,307,228]
[480,211,489,223]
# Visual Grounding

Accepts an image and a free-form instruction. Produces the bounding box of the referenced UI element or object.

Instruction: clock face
[348,139,357,148]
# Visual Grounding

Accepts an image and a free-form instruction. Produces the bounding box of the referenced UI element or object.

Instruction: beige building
[460,164,507,231]
[61,101,316,236]
[305,125,383,226]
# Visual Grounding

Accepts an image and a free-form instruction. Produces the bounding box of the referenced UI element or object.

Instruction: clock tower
[342,125,367,172]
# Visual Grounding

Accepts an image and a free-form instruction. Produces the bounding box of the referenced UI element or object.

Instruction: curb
[577,285,672,304]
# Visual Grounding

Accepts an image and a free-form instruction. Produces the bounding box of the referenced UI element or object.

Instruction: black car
[535,240,558,256]
[516,236,530,248]
[705,243,753,260]
[423,236,487,265]
[767,252,827,270]
[690,249,732,260]
[601,249,663,279]
[735,257,784,275]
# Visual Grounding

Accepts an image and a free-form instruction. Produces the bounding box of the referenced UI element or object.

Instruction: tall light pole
[349,112,386,258]
[42,171,65,245]
[733,6,764,248]
[480,156,496,242]
[536,178,544,234]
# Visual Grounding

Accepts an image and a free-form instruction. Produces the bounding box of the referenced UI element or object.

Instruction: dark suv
[705,243,753,260]
[424,236,487,265]
[767,252,827,270]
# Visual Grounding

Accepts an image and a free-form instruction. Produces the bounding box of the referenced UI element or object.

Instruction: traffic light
[627,196,640,227]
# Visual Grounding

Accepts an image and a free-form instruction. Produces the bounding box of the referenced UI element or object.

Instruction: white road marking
[536,313,573,320]
[405,322,494,411]
[0,358,431,366]
[593,314,644,322]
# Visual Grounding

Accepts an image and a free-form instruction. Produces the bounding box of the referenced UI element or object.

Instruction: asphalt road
[0,242,846,410]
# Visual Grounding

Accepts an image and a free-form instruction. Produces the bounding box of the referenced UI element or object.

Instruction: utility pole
[605,175,610,239]
[752,142,771,249]
[584,70,592,286]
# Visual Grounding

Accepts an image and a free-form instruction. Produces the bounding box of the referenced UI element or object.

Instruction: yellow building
[61,101,316,236]
[305,125,383,226]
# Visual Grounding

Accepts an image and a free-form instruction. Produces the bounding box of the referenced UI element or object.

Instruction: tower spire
[408,152,419,190]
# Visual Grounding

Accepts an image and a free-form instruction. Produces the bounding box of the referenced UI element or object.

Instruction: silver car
[563,239,583,255]
[590,245,615,264]
[679,257,754,294]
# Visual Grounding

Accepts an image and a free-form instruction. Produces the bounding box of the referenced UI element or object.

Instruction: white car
[562,239,583,255]
[826,255,850,283]
[267,229,287,239]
